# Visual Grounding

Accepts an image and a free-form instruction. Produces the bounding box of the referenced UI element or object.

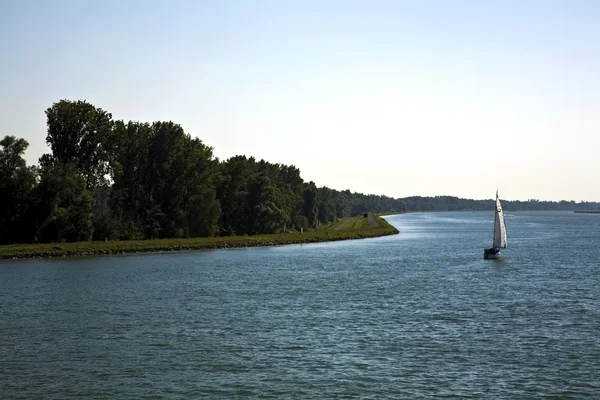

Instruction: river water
[1,212,599,399]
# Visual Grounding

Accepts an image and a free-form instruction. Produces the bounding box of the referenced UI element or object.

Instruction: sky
[1,0,599,201]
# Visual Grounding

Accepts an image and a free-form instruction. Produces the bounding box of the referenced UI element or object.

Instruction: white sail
[493,192,507,248]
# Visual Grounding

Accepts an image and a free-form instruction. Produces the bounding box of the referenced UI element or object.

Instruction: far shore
[0,214,399,260]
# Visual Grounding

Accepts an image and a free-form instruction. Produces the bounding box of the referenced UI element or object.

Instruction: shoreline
[0,216,399,260]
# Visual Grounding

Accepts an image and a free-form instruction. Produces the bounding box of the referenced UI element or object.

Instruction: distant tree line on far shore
[397,196,600,213]
[1,99,598,245]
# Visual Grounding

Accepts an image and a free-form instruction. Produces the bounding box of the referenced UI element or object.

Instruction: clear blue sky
[1,0,599,201]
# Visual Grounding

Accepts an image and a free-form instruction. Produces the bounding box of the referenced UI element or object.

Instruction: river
[1,211,599,398]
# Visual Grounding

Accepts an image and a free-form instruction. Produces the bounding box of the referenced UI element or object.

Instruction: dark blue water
[1,212,599,399]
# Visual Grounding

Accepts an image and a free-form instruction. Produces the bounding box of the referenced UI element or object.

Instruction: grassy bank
[0,214,398,259]
[376,211,408,217]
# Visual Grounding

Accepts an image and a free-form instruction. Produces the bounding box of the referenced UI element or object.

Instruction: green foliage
[317,187,336,223]
[0,136,29,172]
[247,173,287,234]
[43,100,114,189]
[216,156,252,235]
[0,136,38,244]
[109,120,220,239]
[216,156,304,235]
[302,182,319,228]
[34,163,94,242]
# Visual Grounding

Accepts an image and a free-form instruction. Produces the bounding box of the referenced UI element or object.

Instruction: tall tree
[0,136,38,244]
[34,164,93,243]
[146,122,220,237]
[109,120,153,238]
[247,173,287,234]
[302,182,320,228]
[43,100,114,189]
[0,136,28,172]
[216,156,252,235]
[317,186,336,223]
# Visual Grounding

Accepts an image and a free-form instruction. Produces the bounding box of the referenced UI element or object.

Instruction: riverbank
[0,214,398,259]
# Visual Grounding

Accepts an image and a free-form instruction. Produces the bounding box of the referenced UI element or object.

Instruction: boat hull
[483,248,501,260]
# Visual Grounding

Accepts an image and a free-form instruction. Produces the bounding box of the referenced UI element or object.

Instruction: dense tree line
[1,99,598,245]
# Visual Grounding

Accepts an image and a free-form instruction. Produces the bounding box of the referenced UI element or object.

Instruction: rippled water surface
[1,212,600,399]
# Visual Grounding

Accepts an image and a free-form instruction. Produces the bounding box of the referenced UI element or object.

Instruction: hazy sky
[1,0,599,201]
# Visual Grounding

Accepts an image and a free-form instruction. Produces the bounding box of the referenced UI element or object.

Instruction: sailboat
[484,190,507,259]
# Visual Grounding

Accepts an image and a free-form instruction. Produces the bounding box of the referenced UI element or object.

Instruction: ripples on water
[1,211,600,399]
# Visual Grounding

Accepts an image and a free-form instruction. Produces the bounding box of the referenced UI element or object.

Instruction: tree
[145,121,221,238]
[43,100,114,189]
[34,164,93,242]
[302,182,320,228]
[0,136,28,172]
[317,186,336,223]
[247,173,287,234]
[216,156,254,235]
[0,136,38,244]
[109,120,153,238]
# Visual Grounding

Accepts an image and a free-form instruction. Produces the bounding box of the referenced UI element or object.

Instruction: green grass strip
[0,216,399,259]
